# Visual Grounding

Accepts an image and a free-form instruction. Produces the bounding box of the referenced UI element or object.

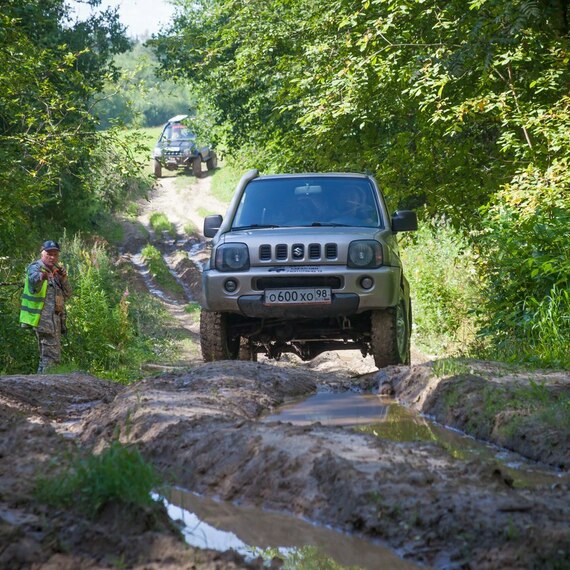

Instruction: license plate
[264,287,332,305]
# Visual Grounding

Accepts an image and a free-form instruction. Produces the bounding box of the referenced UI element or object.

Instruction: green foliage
[92,41,197,129]
[401,220,480,356]
[36,441,162,515]
[0,1,130,253]
[149,212,176,236]
[475,163,570,368]
[62,236,172,381]
[141,244,185,298]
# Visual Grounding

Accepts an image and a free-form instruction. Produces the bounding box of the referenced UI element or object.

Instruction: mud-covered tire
[370,298,410,368]
[206,152,217,171]
[192,155,202,178]
[153,159,162,178]
[200,310,238,361]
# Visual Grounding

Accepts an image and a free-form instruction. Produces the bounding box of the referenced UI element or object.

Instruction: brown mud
[1,174,569,569]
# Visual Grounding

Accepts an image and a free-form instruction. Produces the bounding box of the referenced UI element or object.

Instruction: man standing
[19,241,72,373]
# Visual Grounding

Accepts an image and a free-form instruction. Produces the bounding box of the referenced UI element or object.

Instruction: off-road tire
[370,298,410,368]
[206,152,218,171]
[153,159,162,178]
[200,310,238,361]
[192,155,202,178]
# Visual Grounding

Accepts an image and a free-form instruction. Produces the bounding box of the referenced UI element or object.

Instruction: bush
[475,163,570,368]
[36,441,162,515]
[61,235,175,381]
[400,218,480,356]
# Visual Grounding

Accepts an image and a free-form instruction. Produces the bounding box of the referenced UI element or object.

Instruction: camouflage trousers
[35,328,62,373]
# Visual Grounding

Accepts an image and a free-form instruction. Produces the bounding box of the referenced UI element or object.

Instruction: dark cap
[42,240,60,252]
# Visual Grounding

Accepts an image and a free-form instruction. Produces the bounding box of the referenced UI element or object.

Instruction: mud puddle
[264,391,569,489]
[160,487,421,570]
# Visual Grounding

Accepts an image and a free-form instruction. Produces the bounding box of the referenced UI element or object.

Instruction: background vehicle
[152,114,217,178]
[200,169,417,369]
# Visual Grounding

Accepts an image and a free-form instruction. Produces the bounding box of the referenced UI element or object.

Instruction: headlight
[215,243,250,272]
[347,240,383,268]
[153,147,162,158]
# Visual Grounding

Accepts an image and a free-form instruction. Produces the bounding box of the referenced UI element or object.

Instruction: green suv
[200,170,417,369]
[152,114,217,178]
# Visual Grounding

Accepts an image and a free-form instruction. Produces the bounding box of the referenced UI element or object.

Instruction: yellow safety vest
[19,272,48,328]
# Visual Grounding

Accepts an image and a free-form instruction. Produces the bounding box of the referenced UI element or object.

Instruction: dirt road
[1,172,569,570]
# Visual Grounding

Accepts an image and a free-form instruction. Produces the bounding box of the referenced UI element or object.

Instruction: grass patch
[141,244,184,298]
[210,161,242,205]
[149,212,176,237]
[184,302,201,324]
[183,221,199,236]
[36,441,162,515]
[196,207,215,219]
[432,358,471,377]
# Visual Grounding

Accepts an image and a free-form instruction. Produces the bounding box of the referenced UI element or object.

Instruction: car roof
[252,172,371,180]
[167,114,188,123]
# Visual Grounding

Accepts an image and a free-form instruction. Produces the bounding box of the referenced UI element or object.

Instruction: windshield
[232,177,381,229]
[160,123,195,142]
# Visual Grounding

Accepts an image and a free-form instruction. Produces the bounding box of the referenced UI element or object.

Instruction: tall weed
[400,218,480,356]
[59,235,174,381]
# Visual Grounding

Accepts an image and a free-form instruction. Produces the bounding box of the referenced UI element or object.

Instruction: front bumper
[202,265,401,317]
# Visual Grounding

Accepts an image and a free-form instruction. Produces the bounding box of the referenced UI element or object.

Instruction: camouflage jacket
[27,260,72,334]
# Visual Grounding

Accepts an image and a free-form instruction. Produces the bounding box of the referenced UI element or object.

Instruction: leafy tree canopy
[0,0,130,252]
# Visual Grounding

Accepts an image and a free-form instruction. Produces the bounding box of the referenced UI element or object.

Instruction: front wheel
[206,152,218,171]
[200,310,239,361]
[370,298,410,369]
[153,159,162,178]
[192,155,202,178]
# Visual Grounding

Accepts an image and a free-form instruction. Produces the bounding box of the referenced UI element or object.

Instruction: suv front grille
[258,242,339,262]
[259,244,271,260]
[254,276,343,290]
[276,244,288,260]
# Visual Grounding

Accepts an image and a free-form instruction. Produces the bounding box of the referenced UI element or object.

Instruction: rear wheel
[370,297,410,368]
[206,152,218,171]
[192,155,202,178]
[153,159,162,178]
[200,310,239,361]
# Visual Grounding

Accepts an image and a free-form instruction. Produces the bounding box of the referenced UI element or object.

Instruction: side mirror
[391,210,418,233]
[204,215,223,238]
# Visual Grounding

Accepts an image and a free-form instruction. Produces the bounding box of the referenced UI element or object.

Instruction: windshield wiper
[232,224,283,230]
[309,222,351,227]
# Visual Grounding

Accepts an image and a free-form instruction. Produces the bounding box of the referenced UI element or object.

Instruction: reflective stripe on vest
[19,275,48,327]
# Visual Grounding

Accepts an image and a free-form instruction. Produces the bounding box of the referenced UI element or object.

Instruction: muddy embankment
[1,359,569,569]
[76,360,570,569]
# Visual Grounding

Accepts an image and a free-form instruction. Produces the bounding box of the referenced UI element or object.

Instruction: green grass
[183,221,199,235]
[210,161,242,205]
[36,441,162,515]
[432,358,471,377]
[196,207,216,219]
[149,212,176,237]
[141,244,184,297]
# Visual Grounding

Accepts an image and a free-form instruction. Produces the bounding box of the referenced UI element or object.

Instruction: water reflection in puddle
[158,488,421,570]
[263,392,569,488]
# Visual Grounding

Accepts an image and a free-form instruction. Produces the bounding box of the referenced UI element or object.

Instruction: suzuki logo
[293,246,303,258]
